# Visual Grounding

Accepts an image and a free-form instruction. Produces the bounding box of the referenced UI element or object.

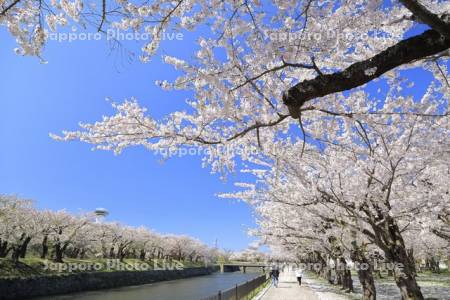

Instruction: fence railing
[200,274,269,300]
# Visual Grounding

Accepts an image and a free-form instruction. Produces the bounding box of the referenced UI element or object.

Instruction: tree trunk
[10,233,31,263]
[390,244,423,298]
[117,243,128,261]
[53,244,64,263]
[109,246,115,258]
[41,235,48,259]
[0,239,9,258]
[430,257,440,273]
[53,242,68,263]
[101,244,108,258]
[373,217,424,300]
[358,266,376,300]
[393,269,424,300]
[19,236,31,258]
[11,246,21,264]
[314,251,328,279]
[140,249,146,261]
[69,248,80,258]
[351,241,376,300]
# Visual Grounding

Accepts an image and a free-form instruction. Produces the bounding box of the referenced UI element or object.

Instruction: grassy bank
[307,270,450,300]
[0,257,208,279]
[250,278,271,299]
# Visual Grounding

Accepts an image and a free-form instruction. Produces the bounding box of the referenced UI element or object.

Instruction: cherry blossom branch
[399,0,450,37]
[231,60,316,92]
[434,60,450,87]
[300,106,449,118]
[283,29,450,118]
[0,0,21,16]
[221,115,289,143]
[97,0,106,32]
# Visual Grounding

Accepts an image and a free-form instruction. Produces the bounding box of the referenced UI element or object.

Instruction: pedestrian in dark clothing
[270,268,279,287]
[295,269,303,286]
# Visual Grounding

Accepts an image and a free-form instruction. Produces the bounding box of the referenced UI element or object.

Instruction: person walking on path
[274,268,280,285]
[295,268,303,286]
[270,267,280,287]
[260,270,349,300]
[260,270,320,300]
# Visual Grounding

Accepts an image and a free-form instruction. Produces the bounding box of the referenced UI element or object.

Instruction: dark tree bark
[314,251,328,278]
[117,245,125,261]
[0,239,9,258]
[139,249,146,261]
[41,235,48,259]
[10,233,31,263]
[68,247,80,258]
[425,256,440,273]
[53,242,69,263]
[109,246,115,258]
[351,241,376,300]
[11,247,21,264]
[117,242,131,261]
[283,29,450,118]
[399,0,450,37]
[371,216,424,300]
[19,236,31,258]
[79,248,86,259]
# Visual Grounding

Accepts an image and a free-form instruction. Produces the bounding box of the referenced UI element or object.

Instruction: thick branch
[190,115,288,144]
[399,0,450,37]
[431,228,450,241]
[0,0,21,16]
[283,29,450,118]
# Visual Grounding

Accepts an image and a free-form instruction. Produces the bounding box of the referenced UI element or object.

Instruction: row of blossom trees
[0,195,220,265]
[221,87,449,300]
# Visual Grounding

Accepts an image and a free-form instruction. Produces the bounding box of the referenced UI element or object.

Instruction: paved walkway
[260,271,319,300]
[259,271,351,300]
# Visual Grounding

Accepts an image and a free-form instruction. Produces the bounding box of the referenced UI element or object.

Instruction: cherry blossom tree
[43,210,91,262]
[404,230,448,273]
[221,85,449,300]
[0,195,39,263]
[0,195,221,265]
[430,200,450,242]
[22,1,442,173]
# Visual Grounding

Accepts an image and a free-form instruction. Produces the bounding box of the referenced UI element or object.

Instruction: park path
[259,271,350,300]
[259,271,319,300]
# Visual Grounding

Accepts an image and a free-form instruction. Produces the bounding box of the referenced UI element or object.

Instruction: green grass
[418,269,450,275]
[0,258,48,278]
[371,270,450,287]
[250,278,271,300]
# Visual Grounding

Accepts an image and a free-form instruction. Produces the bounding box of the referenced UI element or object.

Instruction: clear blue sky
[0,27,257,251]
